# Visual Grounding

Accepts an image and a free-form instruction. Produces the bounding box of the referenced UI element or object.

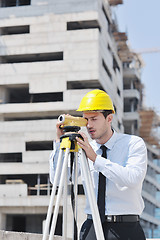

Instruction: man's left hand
[76,132,97,162]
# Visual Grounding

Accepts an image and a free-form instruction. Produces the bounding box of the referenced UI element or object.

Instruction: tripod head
[62,126,81,133]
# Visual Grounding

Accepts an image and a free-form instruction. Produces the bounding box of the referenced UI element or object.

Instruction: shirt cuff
[53,140,60,150]
[94,155,110,172]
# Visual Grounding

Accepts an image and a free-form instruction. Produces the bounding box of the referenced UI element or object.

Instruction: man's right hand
[56,120,64,142]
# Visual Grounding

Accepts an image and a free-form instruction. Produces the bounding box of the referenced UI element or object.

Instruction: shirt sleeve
[94,138,147,188]
[49,141,81,184]
[49,141,60,184]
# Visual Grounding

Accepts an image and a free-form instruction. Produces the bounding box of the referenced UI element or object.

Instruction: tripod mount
[60,125,82,153]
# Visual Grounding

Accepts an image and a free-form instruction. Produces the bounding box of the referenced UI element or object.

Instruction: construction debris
[139,110,160,148]
[108,0,123,6]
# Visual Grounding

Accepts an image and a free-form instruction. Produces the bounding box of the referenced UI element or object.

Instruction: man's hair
[101,110,113,118]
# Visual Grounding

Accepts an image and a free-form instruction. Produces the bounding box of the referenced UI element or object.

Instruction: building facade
[0,0,159,238]
[110,16,160,237]
[139,111,160,238]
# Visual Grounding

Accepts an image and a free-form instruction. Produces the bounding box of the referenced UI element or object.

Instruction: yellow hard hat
[77,89,115,113]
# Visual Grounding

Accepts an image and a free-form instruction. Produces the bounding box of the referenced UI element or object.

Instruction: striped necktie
[97,145,107,222]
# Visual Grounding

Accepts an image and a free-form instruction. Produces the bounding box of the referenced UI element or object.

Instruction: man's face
[83,111,112,144]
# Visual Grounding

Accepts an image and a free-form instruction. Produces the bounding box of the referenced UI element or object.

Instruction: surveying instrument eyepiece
[58,114,87,132]
[42,115,105,240]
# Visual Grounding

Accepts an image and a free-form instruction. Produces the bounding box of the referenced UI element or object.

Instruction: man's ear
[107,114,113,123]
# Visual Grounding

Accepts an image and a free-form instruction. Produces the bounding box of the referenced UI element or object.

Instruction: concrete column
[0,213,6,230]
[0,86,6,103]
[131,122,134,135]
[130,80,134,89]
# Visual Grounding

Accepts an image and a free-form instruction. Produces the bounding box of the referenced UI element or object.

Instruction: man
[50,89,147,240]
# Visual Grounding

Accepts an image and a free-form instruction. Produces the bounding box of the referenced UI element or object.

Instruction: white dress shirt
[49,131,147,216]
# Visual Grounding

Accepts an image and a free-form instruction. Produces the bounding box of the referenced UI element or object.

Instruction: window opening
[67,80,102,90]
[6,87,63,104]
[0,0,31,7]
[26,141,53,151]
[0,153,22,162]
[102,59,112,80]
[117,87,121,96]
[113,56,120,72]
[0,52,63,64]
[6,214,46,234]
[0,25,30,35]
[102,5,112,35]
[67,20,100,31]
[4,115,59,121]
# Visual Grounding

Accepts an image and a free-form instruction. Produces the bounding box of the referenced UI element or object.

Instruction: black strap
[70,152,78,240]
[97,145,107,223]
[105,215,140,222]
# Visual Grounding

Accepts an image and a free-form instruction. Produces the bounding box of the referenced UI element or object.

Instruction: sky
[114,0,160,115]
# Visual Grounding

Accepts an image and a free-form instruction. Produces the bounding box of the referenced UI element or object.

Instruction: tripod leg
[63,160,68,240]
[80,149,105,240]
[49,148,70,240]
[42,149,64,240]
[72,152,78,240]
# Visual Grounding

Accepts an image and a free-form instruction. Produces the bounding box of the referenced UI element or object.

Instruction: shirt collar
[92,130,118,151]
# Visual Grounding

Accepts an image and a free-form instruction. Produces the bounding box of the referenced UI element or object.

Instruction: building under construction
[0,0,160,238]
[113,20,160,237]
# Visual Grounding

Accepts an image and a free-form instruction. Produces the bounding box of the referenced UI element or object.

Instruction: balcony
[0,162,48,175]
[0,89,96,119]
[0,183,27,198]
[123,111,139,121]
[0,181,52,207]
[123,66,141,81]
[0,195,50,207]
[123,89,140,100]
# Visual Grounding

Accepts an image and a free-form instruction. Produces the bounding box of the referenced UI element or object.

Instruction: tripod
[42,126,105,240]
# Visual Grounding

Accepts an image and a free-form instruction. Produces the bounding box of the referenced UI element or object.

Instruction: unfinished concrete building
[139,110,160,238]
[0,0,159,238]
[112,24,160,237]
[0,0,123,236]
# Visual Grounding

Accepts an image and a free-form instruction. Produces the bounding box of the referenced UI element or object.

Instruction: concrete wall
[0,230,71,240]
[0,230,157,240]
[0,184,27,197]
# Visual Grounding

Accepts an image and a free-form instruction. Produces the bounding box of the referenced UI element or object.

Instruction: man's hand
[76,132,97,162]
[56,114,73,142]
[56,120,64,142]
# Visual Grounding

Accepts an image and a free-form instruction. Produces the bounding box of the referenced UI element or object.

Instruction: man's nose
[87,120,92,128]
